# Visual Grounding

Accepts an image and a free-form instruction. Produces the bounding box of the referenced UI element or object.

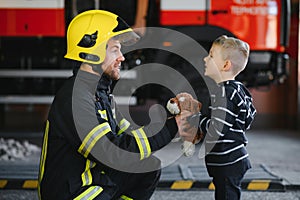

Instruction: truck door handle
[211,10,228,15]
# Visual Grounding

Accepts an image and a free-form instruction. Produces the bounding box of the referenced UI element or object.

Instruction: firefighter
[38,10,183,200]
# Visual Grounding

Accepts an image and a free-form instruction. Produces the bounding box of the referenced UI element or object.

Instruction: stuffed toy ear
[191,99,202,114]
[166,97,181,115]
[166,93,202,116]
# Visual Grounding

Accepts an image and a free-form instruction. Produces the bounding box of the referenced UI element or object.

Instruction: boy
[179,35,256,200]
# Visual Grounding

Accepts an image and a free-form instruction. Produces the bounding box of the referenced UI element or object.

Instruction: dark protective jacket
[38,70,178,200]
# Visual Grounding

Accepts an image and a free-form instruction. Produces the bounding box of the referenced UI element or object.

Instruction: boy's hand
[176,110,204,143]
[176,110,204,157]
[176,110,198,142]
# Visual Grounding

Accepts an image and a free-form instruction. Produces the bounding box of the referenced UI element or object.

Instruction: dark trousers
[212,173,244,200]
[96,169,161,200]
[207,158,251,200]
[71,156,162,200]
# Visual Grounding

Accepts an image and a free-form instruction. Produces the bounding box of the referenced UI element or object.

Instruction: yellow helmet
[64,10,140,64]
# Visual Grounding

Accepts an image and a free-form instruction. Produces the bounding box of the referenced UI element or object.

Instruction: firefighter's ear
[223,60,232,71]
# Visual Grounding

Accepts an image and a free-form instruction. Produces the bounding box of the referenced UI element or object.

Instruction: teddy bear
[166,92,204,157]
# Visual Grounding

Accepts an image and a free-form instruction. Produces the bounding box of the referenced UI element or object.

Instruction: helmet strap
[91,63,103,75]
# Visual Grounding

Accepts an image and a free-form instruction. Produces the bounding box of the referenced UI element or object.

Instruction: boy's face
[203,44,225,82]
[101,39,125,80]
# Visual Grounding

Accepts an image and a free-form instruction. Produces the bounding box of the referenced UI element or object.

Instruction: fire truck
[0,0,291,108]
[159,0,290,87]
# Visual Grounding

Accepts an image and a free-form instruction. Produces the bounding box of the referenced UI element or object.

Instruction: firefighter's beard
[108,68,121,81]
[102,62,121,81]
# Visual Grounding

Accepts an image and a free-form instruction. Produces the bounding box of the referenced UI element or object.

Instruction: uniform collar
[97,74,112,93]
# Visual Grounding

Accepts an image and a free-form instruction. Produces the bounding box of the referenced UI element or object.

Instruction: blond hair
[213,35,250,75]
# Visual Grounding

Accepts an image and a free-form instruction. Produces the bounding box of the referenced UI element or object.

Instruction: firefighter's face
[101,39,125,80]
[203,44,225,83]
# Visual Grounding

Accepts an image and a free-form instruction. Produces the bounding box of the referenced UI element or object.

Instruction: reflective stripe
[120,195,133,200]
[131,127,151,160]
[98,110,108,121]
[38,120,49,199]
[78,122,111,157]
[81,160,96,186]
[117,118,130,135]
[74,185,103,200]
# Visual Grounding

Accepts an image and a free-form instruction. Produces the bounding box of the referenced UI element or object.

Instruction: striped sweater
[199,80,256,167]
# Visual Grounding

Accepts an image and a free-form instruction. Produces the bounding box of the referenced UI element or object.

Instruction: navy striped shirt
[199,80,256,167]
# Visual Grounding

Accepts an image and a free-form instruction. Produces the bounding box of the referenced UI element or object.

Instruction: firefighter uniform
[38,10,178,200]
[38,69,178,200]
